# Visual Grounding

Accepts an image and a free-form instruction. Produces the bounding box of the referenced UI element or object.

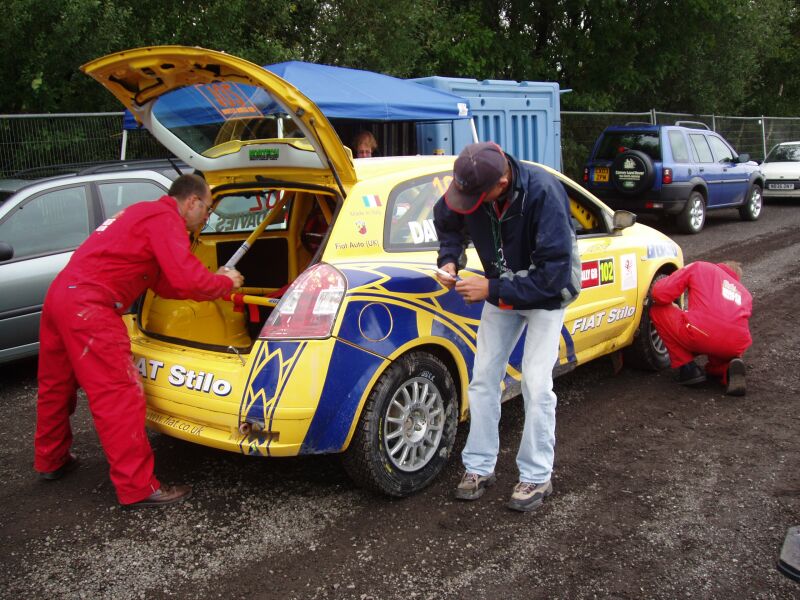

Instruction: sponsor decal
[570,305,636,335]
[408,218,438,244]
[334,239,380,250]
[722,280,743,305]
[147,410,205,436]
[646,242,678,259]
[620,253,637,291]
[623,158,636,170]
[362,194,382,208]
[134,357,232,397]
[196,82,264,120]
[248,148,279,161]
[356,220,367,235]
[581,257,614,288]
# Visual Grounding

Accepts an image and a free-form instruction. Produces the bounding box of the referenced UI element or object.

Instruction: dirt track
[1,201,798,599]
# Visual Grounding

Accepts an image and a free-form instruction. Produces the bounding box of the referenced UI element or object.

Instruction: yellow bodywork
[92,46,683,460]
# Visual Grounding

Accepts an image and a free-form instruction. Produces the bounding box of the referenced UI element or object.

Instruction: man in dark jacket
[34,174,243,508]
[650,260,752,395]
[434,142,578,512]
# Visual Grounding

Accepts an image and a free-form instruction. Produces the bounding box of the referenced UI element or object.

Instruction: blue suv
[582,122,763,233]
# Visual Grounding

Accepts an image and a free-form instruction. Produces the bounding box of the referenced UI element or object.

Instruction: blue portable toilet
[411,77,562,171]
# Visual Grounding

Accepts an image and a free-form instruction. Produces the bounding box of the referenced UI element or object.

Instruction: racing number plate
[768,183,795,190]
[593,167,609,183]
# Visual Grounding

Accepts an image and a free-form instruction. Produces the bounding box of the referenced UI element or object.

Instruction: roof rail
[13,158,187,180]
[76,158,187,175]
[675,120,710,130]
[624,121,654,126]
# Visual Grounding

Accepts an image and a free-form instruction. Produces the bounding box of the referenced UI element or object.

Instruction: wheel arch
[339,338,468,452]
[630,260,682,336]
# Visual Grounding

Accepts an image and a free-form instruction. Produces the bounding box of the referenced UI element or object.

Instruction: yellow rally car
[82,46,683,496]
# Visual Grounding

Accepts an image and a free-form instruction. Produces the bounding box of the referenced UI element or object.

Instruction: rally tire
[341,351,458,497]
[739,183,762,221]
[623,274,671,371]
[677,191,706,234]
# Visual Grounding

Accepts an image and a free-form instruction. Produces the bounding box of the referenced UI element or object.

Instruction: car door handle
[699,167,704,172]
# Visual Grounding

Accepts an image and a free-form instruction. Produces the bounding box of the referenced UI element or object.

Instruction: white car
[760,141,800,199]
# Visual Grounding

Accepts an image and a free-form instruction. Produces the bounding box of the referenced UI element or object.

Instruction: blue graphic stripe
[299,341,385,454]
[561,324,576,363]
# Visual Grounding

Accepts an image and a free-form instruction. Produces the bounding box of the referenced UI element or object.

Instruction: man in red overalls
[34,174,243,507]
[650,261,752,396]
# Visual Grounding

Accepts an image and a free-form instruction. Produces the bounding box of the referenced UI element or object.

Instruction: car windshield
[764,143,800,163]
[595,131,660,161]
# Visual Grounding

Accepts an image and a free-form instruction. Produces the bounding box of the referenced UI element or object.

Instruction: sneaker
[40,454,79,481]
[725,358,746,396]
[507,480,553,512]
[454,471,496,500]
[677,361,706,386]
[125,484,193,508]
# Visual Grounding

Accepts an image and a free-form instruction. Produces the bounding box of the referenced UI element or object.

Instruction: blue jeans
[462,302,565,483]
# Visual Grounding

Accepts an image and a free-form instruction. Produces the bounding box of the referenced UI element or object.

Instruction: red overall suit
[34,196,233,504]
[650,261,752,383]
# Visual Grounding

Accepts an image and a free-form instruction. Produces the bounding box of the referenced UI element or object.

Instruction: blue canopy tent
[122,61,471,129]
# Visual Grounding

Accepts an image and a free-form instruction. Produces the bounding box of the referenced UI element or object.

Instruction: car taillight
[662,167,673,184]
[583,167,589,183]
[259,263,346,339]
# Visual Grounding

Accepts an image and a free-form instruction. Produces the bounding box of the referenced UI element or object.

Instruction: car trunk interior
[136,184,339,353]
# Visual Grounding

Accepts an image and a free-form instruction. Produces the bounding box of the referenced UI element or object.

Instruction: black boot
[677,361,706,386]
[725,358,746,396]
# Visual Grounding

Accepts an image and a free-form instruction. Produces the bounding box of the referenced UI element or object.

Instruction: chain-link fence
[3,110,800,181]
[0,113,171,178]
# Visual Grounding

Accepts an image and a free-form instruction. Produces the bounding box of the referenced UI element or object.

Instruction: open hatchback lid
[81,46,356,190]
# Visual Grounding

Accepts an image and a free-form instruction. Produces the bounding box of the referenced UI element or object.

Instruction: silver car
[0,160,187,364]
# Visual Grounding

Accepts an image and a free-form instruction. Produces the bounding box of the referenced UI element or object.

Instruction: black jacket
[434,155,577,311]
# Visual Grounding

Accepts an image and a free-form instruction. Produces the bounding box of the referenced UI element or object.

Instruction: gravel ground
[1,201,798,599]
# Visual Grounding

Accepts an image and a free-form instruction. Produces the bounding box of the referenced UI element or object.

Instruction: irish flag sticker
[362,195,382,208]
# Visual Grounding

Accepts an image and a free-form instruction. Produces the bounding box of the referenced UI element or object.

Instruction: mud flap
[778,526,800,582]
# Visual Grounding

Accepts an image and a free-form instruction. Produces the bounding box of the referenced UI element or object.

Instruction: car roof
[3,158,189,197]
[602,122,713,134]
[11,158,187,180]
[0,160,187,218]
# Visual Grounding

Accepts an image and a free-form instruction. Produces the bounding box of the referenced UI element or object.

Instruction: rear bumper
[588,183,693,215]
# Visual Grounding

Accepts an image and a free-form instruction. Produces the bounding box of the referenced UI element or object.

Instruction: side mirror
[612,210,637,231]
[0,242,13,261]
[738,153,751,163]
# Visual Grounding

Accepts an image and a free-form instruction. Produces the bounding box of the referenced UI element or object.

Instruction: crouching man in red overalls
[34,174,243,507]
[650,261,752,396]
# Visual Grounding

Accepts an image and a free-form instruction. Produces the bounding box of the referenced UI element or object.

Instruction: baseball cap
[444,142,507,214]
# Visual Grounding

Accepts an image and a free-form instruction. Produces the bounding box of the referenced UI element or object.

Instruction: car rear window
[594,131,660,161]
[205,190,289,234]
[386,172,451,251]
[668,131,691,163]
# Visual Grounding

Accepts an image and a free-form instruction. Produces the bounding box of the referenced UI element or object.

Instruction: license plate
[768,183,795,190]
[593,167,609,183]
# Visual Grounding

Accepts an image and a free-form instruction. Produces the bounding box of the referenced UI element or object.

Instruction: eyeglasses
[196,196,214,215]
